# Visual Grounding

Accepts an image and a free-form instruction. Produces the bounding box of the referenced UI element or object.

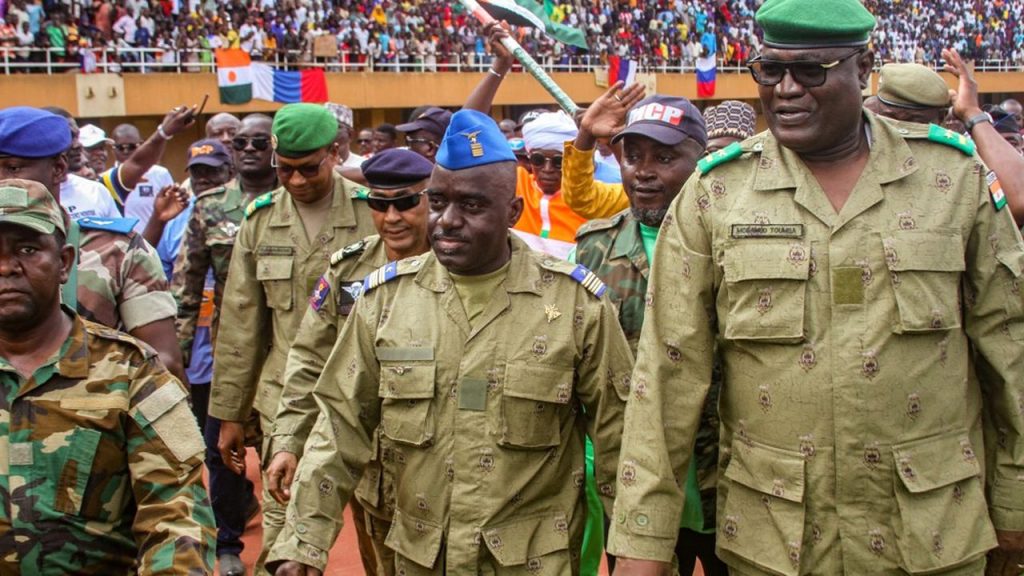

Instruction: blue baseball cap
[435,109,516,171]
[186,138,232,168]
[0,107,72,158]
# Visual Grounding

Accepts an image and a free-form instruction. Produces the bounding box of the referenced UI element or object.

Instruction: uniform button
[635,513,649,527]
[753,142,763,151]
[616,512,625,524]
[898,128,909,135]
[296,523,308,534]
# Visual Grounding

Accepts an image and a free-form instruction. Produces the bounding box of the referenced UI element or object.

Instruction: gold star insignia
[545,304,561,323]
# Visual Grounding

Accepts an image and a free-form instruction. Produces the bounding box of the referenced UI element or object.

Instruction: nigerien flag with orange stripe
[216,49,253,104]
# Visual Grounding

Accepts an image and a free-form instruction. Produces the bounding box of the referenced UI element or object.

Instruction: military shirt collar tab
[865,111,920,184]
[56,309,90,380]
[752,134,799,191]
[609,213,646,262]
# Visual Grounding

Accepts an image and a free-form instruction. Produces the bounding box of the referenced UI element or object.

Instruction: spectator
[371,122,397,153]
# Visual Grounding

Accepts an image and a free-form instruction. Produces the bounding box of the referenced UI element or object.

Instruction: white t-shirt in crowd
[342,151,366,169]
[61,174,122,221]
[122,165,175,234]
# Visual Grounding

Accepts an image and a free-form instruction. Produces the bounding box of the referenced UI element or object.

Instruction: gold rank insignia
[464,130,484,157]
[545,304,561,323]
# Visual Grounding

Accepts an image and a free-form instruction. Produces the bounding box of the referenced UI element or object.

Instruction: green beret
[756,0,876,48]
[272,103,338,158]
[877,63,951,109]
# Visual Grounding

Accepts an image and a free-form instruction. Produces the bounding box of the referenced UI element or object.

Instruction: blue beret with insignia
[435,109,516,171]
[0,107,71,159]
[361,148,434,189]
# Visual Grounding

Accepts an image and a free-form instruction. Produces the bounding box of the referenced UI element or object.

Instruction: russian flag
[696,55,717,98]
[252,63,328,104]
[608,55,637,86]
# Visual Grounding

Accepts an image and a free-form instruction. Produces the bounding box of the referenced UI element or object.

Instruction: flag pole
[458,0,579,116]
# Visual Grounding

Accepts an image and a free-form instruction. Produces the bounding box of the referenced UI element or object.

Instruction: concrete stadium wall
[2,71,1021,176]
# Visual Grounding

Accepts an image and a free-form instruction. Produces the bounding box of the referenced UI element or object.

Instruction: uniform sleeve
[607,175,717,562]
[271,282,341,457]
[561,141,630,220]
[209,217,272,422]
[117,233,177,332]
[962,171,1024,531]
[171,203,212,366]
[266,292,382,572]
[576,293,634,514]
[100,166,129,209]
[127,358,216,574]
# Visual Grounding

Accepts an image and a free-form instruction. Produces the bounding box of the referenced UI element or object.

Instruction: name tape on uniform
[731,224,805,239]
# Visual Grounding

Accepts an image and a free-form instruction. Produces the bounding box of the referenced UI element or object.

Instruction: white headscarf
[522,111,578,152]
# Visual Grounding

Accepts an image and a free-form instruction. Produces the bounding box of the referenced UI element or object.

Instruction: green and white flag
[479,0,588,49]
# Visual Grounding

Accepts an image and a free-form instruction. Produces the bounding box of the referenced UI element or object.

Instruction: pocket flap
[892,430,980,493]
[482,513,570,567]
[724,441,806,503]
[884,231,965,272]
[256,257,293,280]
[384,509,443,568]
[996,248,1024,278]
[504,362,574,404]
[379,362,435,399]
[724,243,810,282]
[60,396,129,411]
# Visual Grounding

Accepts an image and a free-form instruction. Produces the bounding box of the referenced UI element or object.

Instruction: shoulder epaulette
[538,258,607,298]
[697,141,744,175]
[244,192,275,218]
[361,257,423,294]
[77,216,138,235]
[926,124,976,156]
[82,318,155,358]
[330,238,369,266]
[575,211,625,239]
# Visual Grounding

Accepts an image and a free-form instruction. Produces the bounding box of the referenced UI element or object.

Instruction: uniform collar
[416,234,543,296]
[269,175,359,234]
[609,211,650,277]
[0,308,90,397]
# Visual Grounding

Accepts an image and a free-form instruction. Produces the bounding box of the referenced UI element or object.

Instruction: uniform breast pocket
[256,257,294,311]
[10,425,103,519]
[723,242,810,342]
[499,362,573,450]
[378,347,437,447]
[883,230,964,333]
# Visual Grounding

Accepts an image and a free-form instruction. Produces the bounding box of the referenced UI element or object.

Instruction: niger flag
[216,49,252,104]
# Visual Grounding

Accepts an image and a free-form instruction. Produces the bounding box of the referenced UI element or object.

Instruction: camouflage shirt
[72,219,177,332]
[576,209,721,524]
[170,180,259,364]
[0,312,215,575]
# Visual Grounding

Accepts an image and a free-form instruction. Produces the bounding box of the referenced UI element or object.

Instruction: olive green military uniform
[268,236,634,575]
[271,234,394,575]
[0,311,216,575]
[576,210,720,525]
[207,175,375,571]
[608,113,1024,574]
[170,179,258,362]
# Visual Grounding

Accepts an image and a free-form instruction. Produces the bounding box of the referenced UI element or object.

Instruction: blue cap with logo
[612,95,707,149]
[435,109,516,171]
[186,138,232,168]
[0,107,71,158]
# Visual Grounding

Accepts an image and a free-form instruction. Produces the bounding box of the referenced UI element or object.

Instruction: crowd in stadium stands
[0,0,1022,72]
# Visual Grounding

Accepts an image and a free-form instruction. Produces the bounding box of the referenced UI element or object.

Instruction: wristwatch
[964,112,993,133]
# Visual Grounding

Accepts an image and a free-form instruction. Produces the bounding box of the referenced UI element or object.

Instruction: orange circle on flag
[228,70,237,82]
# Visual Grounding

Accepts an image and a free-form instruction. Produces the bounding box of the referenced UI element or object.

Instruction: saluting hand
[941,48,983,122]
[574,80,646,150]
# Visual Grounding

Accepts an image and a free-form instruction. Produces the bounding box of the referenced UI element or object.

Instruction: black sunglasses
[528,153,563,169]
[232,136,271,151]
[113,143,140,153]
[747,49,863,88]
[274,155,328,179]
[405,137,437,148]
[366,191,423,213]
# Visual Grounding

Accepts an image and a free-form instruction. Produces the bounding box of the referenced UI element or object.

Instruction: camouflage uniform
[271,234,393,575]
[208,176,375,571]
[70,218,177,331]
[576,209,720,525]
[608,114,1024,574]
[267,237,634,575]
[170,179,257,364]
[0,312,216,575]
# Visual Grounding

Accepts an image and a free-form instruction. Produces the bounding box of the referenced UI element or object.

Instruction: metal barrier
[0,46,1020,75]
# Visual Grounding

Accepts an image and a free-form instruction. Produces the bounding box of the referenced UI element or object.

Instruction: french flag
[696,55,717,98]
[252,63,329,104]
[608,55,637,86]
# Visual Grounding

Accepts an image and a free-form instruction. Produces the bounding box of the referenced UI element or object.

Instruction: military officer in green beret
[208,103,376,574]
[268,109,633,576]
[609,0,1024,574]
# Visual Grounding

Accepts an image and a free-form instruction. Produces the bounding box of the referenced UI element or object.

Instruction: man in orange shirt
[514,111,588,246]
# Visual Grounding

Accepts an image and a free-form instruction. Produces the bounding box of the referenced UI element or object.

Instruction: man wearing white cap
[80,123,113,177]
[515,111,587,244]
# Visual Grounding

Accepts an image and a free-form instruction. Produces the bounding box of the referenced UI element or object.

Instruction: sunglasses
[746,50,862,88]
[273,154,328,179]
[113,142,140,153]
[231,136,271,151]
[366,191,423,213]
[405,137,437,148]
[528,153,563,169]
